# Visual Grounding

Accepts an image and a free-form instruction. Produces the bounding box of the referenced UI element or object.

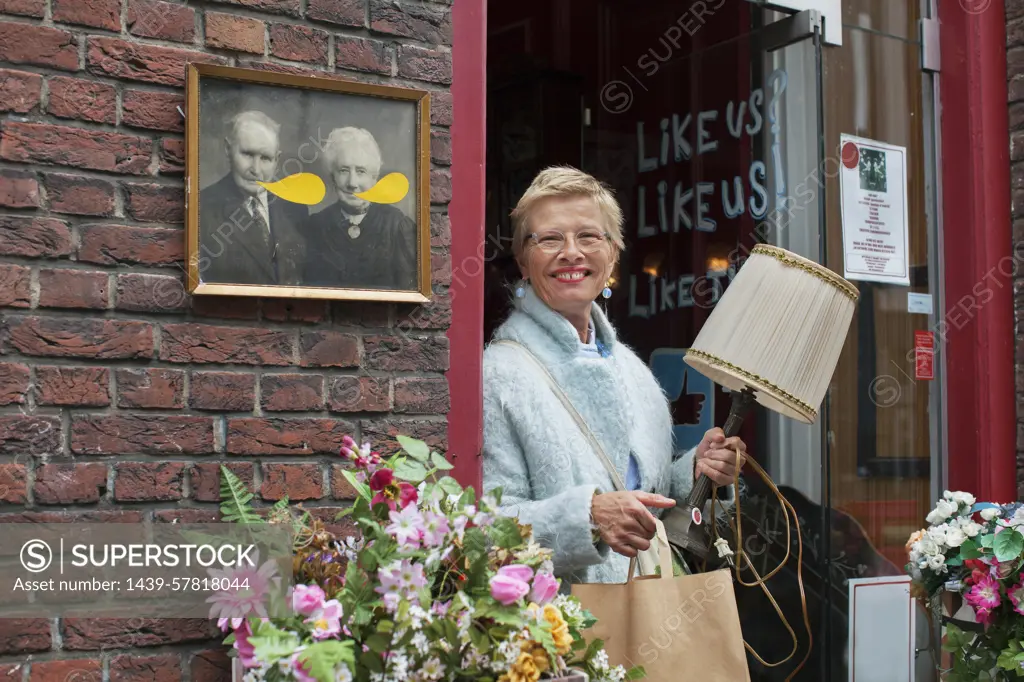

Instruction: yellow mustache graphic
[257,172,410,206]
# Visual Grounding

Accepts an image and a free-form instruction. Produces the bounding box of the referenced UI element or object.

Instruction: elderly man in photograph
[198,110,307,286]
[303,127,417,291]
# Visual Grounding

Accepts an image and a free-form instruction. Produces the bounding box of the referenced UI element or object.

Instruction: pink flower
[1008,573,1024,616]
[206,556,279,622]
[965,573,1001,626]
[490,574,530,605]
[369,468,418,511]
[421,510,450,547]
[287,653,318,682]
[385,504,425,550]
[530,572,560,604]
[291,584,326,617]
[498,564,534,583]
[233,620,259,668]
[307,599,343,640]
[217,617,244,632]
[432,600,452,618]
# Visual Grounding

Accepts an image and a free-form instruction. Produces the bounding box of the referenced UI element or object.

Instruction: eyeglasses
[525,229,610,254]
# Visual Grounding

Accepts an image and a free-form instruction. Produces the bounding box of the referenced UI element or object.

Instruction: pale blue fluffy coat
[482,285,733,586]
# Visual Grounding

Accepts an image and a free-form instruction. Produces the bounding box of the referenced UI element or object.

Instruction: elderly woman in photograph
[303,126,417,291]
[482,166,747,586]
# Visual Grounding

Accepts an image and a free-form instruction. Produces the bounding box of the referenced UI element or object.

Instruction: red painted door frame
[938,0,1015,502]
[447,0,486,492]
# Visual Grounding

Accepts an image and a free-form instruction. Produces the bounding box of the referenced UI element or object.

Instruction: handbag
[490,339,751,680]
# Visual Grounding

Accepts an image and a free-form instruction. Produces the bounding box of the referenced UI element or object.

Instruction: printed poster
[839,135,910,286]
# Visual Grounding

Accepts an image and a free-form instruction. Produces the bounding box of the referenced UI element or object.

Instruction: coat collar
[500,282,619,358]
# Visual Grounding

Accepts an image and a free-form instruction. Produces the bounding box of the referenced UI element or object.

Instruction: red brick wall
[0,0,454,675]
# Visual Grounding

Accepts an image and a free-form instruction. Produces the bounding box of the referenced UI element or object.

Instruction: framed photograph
[184,63,431,302]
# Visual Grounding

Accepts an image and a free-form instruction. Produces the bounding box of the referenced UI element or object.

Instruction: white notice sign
[839,135,910,286]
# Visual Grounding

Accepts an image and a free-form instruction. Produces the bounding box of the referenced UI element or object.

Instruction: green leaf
[398,435,430,462]
[219,465,263,524]
[996,530,1024,563]
[393,459,428,484]
[624,666,647,680]
[430,451,454,471]
[340,468,372,501]
[947,555,964,567]
[490,516,524,549]
[365,633,391,653]
[438,476,462,496]
[297,641,355,682]
[359,651,384,674]
[982,533,996,549]
[959,539,982,560]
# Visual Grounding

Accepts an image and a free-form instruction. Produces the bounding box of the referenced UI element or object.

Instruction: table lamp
[663,244,860,565]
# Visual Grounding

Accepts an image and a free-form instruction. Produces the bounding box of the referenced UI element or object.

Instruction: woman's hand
[695,427,747,486]
[590,491,676,558]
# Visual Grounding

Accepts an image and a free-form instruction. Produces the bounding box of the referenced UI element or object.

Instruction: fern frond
[219,465,263,524]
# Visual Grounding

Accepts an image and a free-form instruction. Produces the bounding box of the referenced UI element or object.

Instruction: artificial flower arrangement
[215,434,644,682]
[904,491,1024,681]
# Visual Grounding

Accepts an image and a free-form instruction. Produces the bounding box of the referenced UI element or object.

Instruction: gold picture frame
[184,63,432,303]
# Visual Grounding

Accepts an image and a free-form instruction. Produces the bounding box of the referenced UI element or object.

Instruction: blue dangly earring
[516,280,527,298]
[602,283,612,299]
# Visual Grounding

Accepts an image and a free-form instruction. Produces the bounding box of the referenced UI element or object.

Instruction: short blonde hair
[510,166,625,260]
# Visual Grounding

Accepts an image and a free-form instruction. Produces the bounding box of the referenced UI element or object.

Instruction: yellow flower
[498,676,511,682]
[519,640,551,673]
[508,652,541,682]
[542,604,573,655]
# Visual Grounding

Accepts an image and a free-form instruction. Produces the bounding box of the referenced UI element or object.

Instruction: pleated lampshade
[684,244,860,424]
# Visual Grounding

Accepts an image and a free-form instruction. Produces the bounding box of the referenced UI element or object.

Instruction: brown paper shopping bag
[572,521,750,682]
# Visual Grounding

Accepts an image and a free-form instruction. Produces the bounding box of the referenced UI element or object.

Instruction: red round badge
[691,508,702,526]
[842,142,860,170]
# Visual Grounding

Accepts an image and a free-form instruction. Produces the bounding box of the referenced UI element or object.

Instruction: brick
[0,510,142,523]
[0,415,59,456]
[1011,18,1024,49]
[128,0,196,43]
[330,300,391,327]
[189,371,254,411]
[79,224,184,267]
[335,36,392,75]
[204,0,299,16]
[370,0,451,45]
[161,324,293,365]
[430,129,451,165]
[262,298,325,323]
[261,373,324,411]
[0,0,44,16]
[0,264,31,307]
[261,462,323,500]
[236,59,335,77]
[124,182,185,223]
[394,377,449,413]
[397,45,451,84]
[0,363,29,405]
[330,463,360,499]
[155,508,218,523]
[430,90,452,126]
[362,417,447,454]
[46,77,116,124]
[122,90,185,132]
[44,174,116,217]
[270,24,329,64]
[62,618,217,650]
[226,418,354,455]
[299,330,359,367]
[430,168,452,203]
[189,461,253,502]
[159,138,184,174]
[328,375,390,412]
[29,659,101,682]
[190,649,231,682]
[0,169,40,208]
[0,618,50,654]
[0,216,72,258]
[110,654,180,682]
[304,506,358,538]
[116,273,188,313]
[114,462,185,501]
[72,415,213,455]
[0,22,80,71]
[190,296,258,320]
[34,463,108,504]
[0,68,42,113]
[1,122,150,175]
[431,251,451,285]
[307,0,364,26]
[117,368,185,408]
[5,317,153,359]
[53,0,120,30]
[36,366,110,406]
[364,334,448,371]
[0,463,27,503]
[395,294,451,330]
[87,36,227,86]
[205,12,265,54]
[38,268,109,309]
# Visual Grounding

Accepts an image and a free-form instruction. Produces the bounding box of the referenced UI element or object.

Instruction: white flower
[909,549,922,565]
[950,491,976,508]
[927,500,957,525]
[389,654,409,679]
[337,665,353,682]
[945,528,967,548]
[982,508,1002,521]
[594,650,610,671]
[919,537,940,556]
[962,521,982,538]
[928,525,949,544]
[411,632,430,656]
[420,658,445,681]
[943,490,954,501]
[928,554,946,571]
[408,605,430,630]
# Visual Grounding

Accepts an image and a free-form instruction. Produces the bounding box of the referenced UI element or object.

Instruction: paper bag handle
[627,519,673,582]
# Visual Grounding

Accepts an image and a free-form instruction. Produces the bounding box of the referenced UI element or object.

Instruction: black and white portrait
[185,64,430,302]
